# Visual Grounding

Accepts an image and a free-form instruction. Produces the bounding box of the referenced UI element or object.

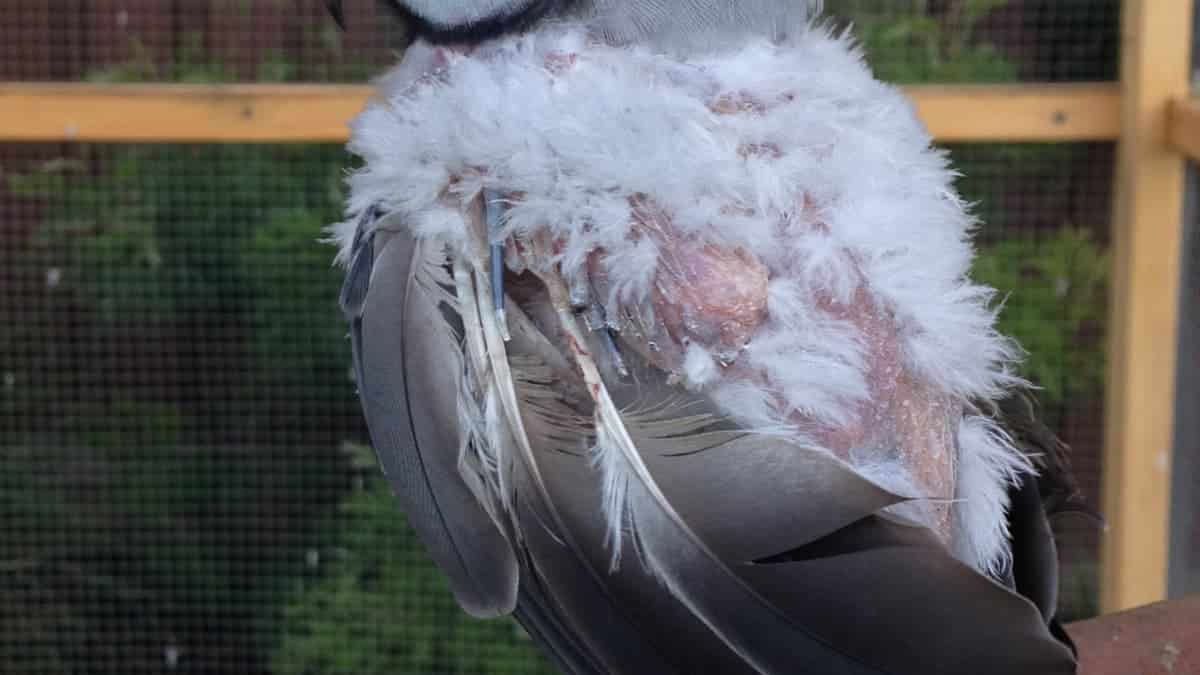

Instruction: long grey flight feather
[526,267,1075,674]
[354,226,519,618]
[454,202,691,673]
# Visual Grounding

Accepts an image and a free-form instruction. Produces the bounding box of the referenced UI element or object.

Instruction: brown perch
[1068,597,1200,674]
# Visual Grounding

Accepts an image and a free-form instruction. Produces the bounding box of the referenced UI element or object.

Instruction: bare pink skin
[454,50,958,542]
[583,221,957,540]
[631,196,770,360]
[595,203,955,540]
[807,286,958,538]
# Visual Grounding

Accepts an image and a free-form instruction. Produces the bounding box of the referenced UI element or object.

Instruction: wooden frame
[1169,97,1200,163]
[1068,597,1200,673]
[1101,0,1194,613]
[0,82,1120,144]
[0,83,370,143]
[0,0,1196,615]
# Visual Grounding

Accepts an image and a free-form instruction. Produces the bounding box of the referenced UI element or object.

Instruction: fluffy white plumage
[334,20,1031,574]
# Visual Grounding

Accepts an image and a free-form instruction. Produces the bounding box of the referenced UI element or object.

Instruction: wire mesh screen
[1,2,1116,673]
[0,0,1119,83]
[1168,13,1200,601]
[1172,163,1200,599]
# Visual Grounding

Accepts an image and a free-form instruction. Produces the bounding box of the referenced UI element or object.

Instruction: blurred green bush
[972,228,1109,409]
[1,144,366,672]
[273,445,554,675]
[853,0,1017,84]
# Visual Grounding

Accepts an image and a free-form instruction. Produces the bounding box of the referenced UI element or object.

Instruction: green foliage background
[1,2,1113,672]
[272,445,557,675]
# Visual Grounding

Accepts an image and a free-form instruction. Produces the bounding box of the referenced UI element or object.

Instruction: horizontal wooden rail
[0,81,1121,144]
[914,83,1122,142]
[0,83,371,143]
[1168,97,1200,162]
[1068,596,1200,674]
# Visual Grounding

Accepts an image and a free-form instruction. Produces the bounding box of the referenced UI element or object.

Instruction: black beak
[326,0,346,29]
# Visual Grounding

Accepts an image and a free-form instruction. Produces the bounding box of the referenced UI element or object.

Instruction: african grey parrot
[327,1,1082,672]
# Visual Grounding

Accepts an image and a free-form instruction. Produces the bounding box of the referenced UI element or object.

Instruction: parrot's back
[334,9,1080,674]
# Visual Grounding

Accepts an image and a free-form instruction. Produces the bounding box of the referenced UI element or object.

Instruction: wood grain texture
[912,83,1122,142]
[0,82,1120,143]
[0,82,373,143]
[1168,98,1200,163]
[1069,597,1200,674]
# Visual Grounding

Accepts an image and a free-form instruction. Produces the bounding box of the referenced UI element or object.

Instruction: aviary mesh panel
[0,2,1116,672]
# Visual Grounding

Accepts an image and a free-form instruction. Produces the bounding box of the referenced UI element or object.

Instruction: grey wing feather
[537,432,1076,674]
[638,432,907,562]
[511,580,607,675]
[516,345,1077,674]
[740,514,1078,674]
[1008,468,1062,624]
[350,223,519,618]
[498,365,695,672]
[635,429,1078,673]
[338,205,380,323]
[343,216,1077,673]
[516,416,758,674]
[510,490,685,673]
[999,389,1087,656]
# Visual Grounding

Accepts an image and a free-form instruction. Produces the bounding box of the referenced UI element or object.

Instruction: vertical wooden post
[1102,0,1194,612]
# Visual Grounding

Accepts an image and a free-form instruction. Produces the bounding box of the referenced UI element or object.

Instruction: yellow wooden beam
[911,83,1122,143]
[1101,0,1193,613]
[0,81,1120,144]
[0,83,373,143]
[1168,97,1200,163]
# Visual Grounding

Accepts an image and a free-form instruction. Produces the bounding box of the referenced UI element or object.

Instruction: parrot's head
[327,1,823,50]
[326,0,583,44]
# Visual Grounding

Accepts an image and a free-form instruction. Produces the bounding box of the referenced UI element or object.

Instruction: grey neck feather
[577,0,823,52]
[397,0,824,53]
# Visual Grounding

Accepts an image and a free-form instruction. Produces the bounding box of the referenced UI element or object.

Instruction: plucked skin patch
[335,21,1029,575]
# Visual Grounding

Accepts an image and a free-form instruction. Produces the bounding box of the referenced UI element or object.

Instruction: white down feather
[335,20,1030,575]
